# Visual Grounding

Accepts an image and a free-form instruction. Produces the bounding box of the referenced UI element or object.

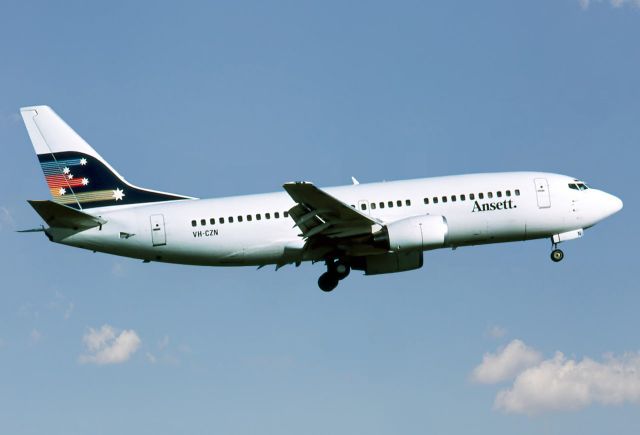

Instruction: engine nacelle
[374,215,448,252]
[364,251,423,275]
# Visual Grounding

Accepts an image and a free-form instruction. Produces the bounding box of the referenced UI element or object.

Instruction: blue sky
[0,1,638,434]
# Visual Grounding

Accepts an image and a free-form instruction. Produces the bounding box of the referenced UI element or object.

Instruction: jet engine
[373,215,448,251]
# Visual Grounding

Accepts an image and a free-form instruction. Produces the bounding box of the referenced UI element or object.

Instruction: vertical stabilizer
[20,106,193,209]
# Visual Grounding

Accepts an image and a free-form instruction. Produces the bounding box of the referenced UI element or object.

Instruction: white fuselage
[47,171,622,267]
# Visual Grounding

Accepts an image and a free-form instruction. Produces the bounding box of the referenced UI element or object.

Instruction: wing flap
[28,200,106,230]
[283,182,378,239]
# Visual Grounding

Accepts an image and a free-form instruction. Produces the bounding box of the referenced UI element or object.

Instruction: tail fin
[20,105,193,209]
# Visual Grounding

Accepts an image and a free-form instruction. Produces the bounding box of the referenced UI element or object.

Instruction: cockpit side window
[569,181,590,191]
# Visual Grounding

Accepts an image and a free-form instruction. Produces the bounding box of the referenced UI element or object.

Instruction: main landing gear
[318,259,350,292]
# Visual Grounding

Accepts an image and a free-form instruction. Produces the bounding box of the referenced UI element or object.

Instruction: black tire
[318,272,339,292]
[550,249,564,262]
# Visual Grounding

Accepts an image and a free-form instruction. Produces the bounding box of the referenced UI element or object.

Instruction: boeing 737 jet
[20,106,623,291]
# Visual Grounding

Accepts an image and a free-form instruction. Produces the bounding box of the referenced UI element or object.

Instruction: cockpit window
[569,182,590,191]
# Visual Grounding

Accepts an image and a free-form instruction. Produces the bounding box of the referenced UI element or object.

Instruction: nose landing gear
[317,259,351,292]
[550,241,564,263]
[550,249,564,262]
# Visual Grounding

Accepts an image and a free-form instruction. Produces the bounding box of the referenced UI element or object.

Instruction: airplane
[19,105,623,292]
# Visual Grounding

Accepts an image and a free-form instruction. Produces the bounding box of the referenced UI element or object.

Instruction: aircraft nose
[602,192,623,217]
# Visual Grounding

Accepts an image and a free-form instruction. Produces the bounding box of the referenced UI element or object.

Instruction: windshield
[568,181,590,191]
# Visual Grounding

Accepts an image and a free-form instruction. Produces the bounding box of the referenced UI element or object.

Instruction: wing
[283,182,385,259]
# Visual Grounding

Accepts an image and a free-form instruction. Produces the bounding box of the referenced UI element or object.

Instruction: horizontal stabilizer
[28,200,106,230]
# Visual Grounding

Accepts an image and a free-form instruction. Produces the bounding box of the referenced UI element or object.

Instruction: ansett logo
[472,199,516,213]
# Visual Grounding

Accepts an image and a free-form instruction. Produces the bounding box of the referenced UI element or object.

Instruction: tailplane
[20,105,193,209]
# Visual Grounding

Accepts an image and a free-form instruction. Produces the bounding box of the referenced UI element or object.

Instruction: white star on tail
[112,188,125,201]
[80,158,87,165]
[63,167,70,174]
[81,178,89,186]
[59,187,66,196]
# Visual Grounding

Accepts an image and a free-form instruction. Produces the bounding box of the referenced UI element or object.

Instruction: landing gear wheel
[334,261,351,280]
[318,272,339,292]
[550,249,564,262]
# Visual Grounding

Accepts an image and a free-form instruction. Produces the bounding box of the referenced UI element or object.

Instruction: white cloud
[486,325,507,339]
[579,0,640,9]
[495,351,640,414]
[79,324,141,365]
[471,339,543,384]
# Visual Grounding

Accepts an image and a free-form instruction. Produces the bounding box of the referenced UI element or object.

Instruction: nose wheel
[550,247,564,262]
[317,259,351,292]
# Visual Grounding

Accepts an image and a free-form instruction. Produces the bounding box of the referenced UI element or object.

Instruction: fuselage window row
[189,189,521,227]
[423,188,520,205]
[192,211,289,227]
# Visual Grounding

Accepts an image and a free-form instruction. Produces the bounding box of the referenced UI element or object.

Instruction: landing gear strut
[317,259,351,292]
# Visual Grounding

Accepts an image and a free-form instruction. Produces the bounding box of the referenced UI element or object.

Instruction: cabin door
[534,178,551,208]
[150,214,167,246]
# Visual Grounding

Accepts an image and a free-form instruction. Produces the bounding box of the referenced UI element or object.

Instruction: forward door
[534,178,551,208]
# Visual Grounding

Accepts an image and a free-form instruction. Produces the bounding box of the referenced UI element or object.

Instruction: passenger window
[515,189,520,196]
[284,211,289,218]
[442,196,448,203]
[265,213,271,219]
[379,202,385,209]
[210,218,215,225]
[424,198,429,204]
[506,190,511,197]
[247,215,252,221]
[256,214,261,220]
[388,201,393,208]
[351,205,355,208]
[219,217,225,224]
[433,197,439,204]
[200,219,206,226]
[238,216,243,222]
[406,199,411,206]
[460,194,466,201]
[479,193,484,199]
[229,217,234,223]
[191,220,197,227]
[396,200,402,207]
[451,195,457,202]
[497,191,502,198]
[488,192,493,199]
[470,193,475,200]
[371,203,376,210]
[361,203,367,210]
[274,212,280,218]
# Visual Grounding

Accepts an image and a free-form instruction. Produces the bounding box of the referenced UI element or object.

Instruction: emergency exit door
[534,178,551,208]
[150,214,167,246]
